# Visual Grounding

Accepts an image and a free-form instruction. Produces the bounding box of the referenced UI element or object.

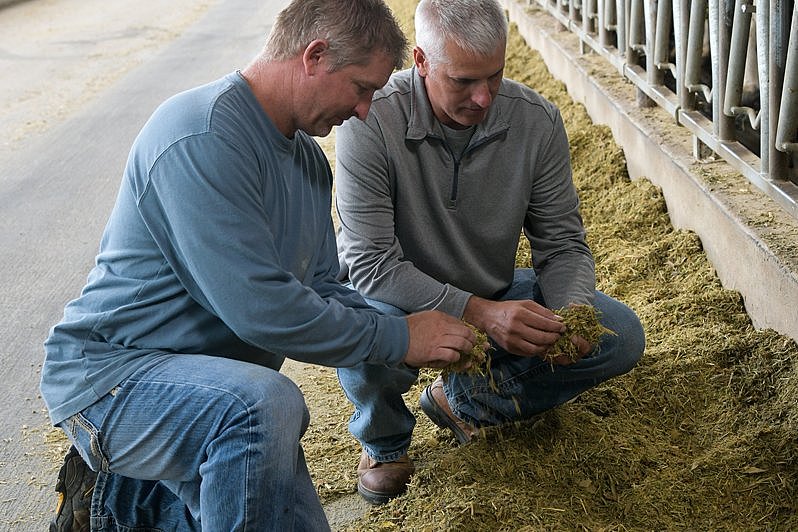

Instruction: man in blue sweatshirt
[41,1,478,530]
[335,0,645,505]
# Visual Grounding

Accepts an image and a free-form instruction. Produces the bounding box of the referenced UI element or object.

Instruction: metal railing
[513,0,798,219]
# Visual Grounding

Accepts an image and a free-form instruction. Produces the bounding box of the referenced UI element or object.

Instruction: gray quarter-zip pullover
[336,67,594,318]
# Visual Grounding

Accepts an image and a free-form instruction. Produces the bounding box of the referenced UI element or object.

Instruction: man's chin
[319,117,348,136]
[458,111,487,126]
[310,124,334,138]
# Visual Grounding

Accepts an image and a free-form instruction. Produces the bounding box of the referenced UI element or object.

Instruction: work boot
[50,446,96,532]
[420,376,479,444]
[356,449,415,505]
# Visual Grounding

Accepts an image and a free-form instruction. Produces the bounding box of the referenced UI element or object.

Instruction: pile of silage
[301,2,798,530]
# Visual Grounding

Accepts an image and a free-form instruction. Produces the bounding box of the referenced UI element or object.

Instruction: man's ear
[413,46,429,77]
[303,39,329,75]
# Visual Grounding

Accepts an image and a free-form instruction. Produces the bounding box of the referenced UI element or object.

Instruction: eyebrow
[355,79,384,91]
[451,65,505,83]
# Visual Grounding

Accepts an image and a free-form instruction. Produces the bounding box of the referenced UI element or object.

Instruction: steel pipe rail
[518,0,798,219]
[775,4,798,154]
[724,0,760,129]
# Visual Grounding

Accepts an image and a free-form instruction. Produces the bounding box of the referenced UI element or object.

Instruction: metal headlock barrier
[514,0,798,219]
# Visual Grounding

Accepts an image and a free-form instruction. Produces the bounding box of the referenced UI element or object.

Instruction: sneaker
[419,376,479,444]
[50,446,96,532]
[356,450,415,505]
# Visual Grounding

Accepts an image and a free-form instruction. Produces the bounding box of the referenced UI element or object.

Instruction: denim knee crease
[60,411,109,473]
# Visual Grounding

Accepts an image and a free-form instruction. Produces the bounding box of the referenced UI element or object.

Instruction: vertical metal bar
[604,0,616,46]
[629,0,645,60]
[600,0,611,46]
[633,0,656,106]
[616,0,627,52]
[775,3,798,155]
[645,0,665,84]
[685,0,710,105]
[712,0,736,140]
[724,0,749,111]
[654,0,675,81]
[723,0,755,122]
[710,0,720,119]
[583,0,596,34]
[770,0,791,180]
[759,0,771,173]
[636,0,653,80]
[675,0,691,107]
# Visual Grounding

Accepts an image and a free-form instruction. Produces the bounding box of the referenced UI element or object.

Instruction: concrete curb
[502,0,798,342]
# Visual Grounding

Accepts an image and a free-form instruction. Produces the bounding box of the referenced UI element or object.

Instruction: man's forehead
[440,41,506,76]
[442,58,505,80]
[352,51,395,86]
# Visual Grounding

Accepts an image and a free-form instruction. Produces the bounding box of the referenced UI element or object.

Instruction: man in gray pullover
[335,0,645,505]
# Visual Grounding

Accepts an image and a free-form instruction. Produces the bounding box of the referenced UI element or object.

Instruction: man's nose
[471,81,492,108]
[353,95,373,120]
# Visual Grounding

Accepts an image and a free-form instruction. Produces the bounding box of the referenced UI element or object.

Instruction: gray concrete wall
[502,0,798,342]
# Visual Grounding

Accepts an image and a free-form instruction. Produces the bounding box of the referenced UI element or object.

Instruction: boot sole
[357,479,403,506]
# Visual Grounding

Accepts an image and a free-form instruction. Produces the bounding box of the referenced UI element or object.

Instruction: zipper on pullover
[441,125,488,209]
[448,158,460,209]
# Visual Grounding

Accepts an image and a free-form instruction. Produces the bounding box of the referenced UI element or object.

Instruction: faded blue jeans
[58,354,330,531]
[337,268,645,462]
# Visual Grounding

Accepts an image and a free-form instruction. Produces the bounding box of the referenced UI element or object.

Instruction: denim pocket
[59,411,110,473]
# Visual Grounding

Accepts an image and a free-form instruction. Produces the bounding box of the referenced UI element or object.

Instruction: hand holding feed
[465,297,565,358]
[404,311,478,369]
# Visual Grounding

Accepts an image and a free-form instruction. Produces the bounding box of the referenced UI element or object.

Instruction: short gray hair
[415,0,508,65]
[264,0,408,71]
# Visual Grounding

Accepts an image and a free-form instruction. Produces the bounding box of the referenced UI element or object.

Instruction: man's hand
[548,333,593,366]
[403,310,477,368]
[463,297,565,358]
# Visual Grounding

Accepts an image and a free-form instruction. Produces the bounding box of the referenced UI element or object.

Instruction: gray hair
[415,0,508,65]
[264,0,408,71]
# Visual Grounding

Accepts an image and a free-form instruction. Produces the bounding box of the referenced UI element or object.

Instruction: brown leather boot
[419,375,479,444]
[356,450,415,505]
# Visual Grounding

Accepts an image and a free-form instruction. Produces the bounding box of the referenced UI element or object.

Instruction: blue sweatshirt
[41,72,408,425]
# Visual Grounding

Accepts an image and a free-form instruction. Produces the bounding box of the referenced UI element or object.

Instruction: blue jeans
[58,354,330,531]
[337,268,645,462]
